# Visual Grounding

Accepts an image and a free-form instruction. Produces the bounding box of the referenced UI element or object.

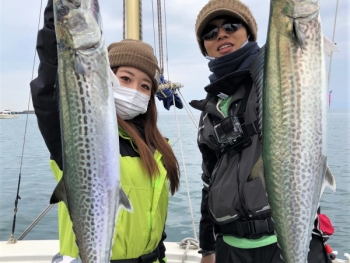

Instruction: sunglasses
[201,23,243,41]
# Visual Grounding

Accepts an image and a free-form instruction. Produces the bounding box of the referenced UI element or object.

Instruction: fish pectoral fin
[74,54,86,75]
[325,166,336,192]
[50,179,67,205]
[119,187,133,212]
[293,20,305,51]
[249,156,266,188]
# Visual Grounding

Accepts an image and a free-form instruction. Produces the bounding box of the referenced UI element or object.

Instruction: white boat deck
[1,240,349,263]
[0,240,201,263]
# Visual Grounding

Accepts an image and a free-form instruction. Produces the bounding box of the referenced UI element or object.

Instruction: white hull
[0,109,19,119]
[0,114,19,119]
[0,240,201,263]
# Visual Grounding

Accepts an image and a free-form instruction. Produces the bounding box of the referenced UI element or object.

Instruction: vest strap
[219,218,274,239]
[110,250,158,263]
[245,119,259,136]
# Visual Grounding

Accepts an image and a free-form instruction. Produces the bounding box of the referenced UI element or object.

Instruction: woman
[189,0,332,262]
[30,1,180,263]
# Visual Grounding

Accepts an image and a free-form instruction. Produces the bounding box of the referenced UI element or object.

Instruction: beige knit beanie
[195,0,258,56]
[108,39,160,92]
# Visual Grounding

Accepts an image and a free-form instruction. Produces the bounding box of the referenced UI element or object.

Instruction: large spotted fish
[50,0,132,262]
[249,0,336,262]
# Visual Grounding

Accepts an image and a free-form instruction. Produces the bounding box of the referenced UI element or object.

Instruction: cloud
[0,0,349,111]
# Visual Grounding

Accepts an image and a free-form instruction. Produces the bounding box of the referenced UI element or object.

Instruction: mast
[123,0,197,241]
[124,0,142,40]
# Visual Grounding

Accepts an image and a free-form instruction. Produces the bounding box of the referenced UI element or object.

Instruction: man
[189,0,333,262]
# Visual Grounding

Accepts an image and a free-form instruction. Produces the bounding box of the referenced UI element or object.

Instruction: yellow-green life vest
[50,131,169,261]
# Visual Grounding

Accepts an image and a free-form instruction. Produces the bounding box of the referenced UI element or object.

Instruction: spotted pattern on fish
[263,0,327,262]
[59,46,120,263]
[51,1,126,262]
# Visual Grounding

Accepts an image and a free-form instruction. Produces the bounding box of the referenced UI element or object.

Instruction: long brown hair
[114,70,180,195]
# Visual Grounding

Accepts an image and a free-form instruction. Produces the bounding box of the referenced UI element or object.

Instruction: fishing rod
[8,0,44,244]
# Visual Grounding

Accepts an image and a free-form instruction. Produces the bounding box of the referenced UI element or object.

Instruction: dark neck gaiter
[208,42,260,83]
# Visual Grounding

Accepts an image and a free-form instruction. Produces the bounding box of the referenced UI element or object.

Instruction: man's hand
[200,253,215,263]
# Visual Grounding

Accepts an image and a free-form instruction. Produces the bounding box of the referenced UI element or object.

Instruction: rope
[177,90,199,129]
[123,0,125,39]
[139,0,143,40]
[8,0,44,244]
[151,0,157,56]
[157,0,164,72]
[163,0,170,81]
[326,0,339,93]
[178,238,200,263]
[158,0,199,143]
[172,93,198,241]
[158,81,183,91]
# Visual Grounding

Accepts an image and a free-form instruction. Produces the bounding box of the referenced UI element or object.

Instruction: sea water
[0,110,349,256]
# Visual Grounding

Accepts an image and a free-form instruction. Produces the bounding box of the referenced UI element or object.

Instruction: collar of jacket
[190,71,252,120]
[205,69,251,97]
[189,94,223,119]
[119,116,158,154]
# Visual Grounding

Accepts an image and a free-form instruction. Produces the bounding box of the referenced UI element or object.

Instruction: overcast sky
[0,0,349,112]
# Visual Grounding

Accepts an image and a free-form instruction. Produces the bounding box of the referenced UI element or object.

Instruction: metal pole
[18,204,55,241]
[125,0,142,40]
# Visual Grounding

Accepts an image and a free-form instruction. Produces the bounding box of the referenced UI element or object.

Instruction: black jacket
[190,68,271,250]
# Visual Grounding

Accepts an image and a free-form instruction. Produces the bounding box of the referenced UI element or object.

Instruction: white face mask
[109,69,150,120]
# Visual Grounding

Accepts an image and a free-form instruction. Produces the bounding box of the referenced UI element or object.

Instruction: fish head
[54,0,101,51]
[272,0,321,52]
[281,0,319,18]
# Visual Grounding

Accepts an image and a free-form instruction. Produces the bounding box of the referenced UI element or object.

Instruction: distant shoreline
[17,111,35,114]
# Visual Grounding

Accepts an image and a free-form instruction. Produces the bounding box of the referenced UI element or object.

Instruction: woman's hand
[200,253,215,263]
